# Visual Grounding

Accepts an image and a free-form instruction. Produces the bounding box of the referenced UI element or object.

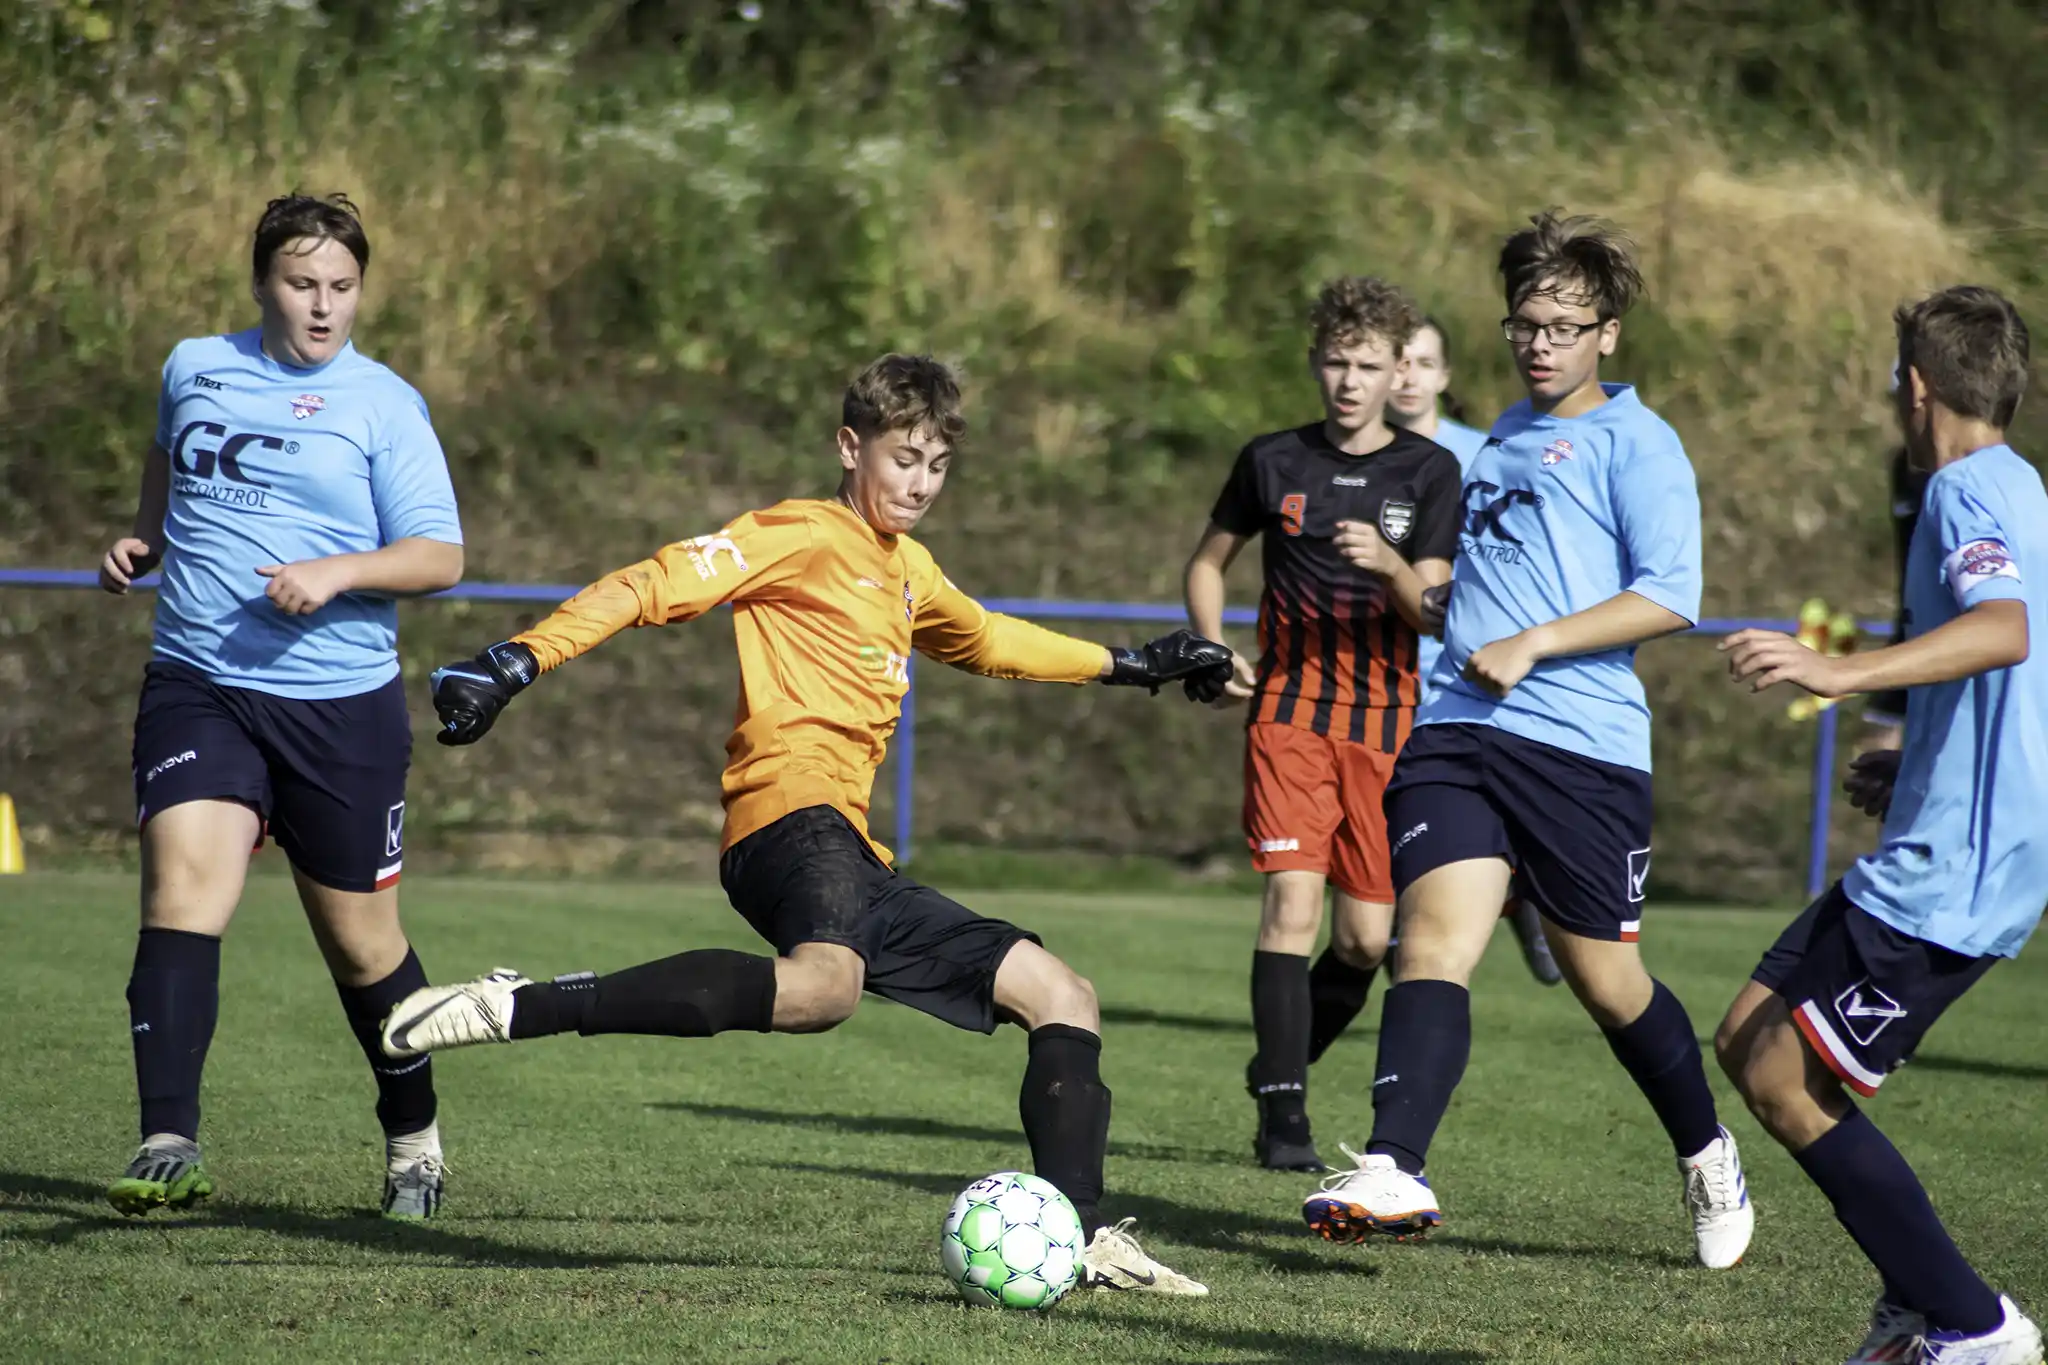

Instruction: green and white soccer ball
[940,1172,1085,1310]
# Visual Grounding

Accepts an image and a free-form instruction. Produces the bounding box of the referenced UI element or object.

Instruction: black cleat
[1247,1061,1324,1171]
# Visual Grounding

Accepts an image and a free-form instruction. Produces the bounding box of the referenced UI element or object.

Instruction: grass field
[3,871,2045,1364]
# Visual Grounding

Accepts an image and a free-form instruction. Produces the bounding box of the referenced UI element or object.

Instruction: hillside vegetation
[3,0,2043,898]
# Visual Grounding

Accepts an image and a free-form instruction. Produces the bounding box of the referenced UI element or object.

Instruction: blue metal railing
[0,568,1880,898]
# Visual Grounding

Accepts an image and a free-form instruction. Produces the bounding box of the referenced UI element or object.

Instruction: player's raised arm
[912,567,1234,701]
[430,508,814,745]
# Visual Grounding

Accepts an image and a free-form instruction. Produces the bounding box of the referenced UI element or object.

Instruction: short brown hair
[841,354,967,448]
[253,192,369,280]
[1895,286,2030,427]
[1310,277,1424,357]
[1499,210,1644,319]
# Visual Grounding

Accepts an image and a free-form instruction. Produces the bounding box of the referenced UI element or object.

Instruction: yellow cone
[0,794,22,874]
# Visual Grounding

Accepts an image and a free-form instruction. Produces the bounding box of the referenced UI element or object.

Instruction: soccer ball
[939,1172,1085,1310]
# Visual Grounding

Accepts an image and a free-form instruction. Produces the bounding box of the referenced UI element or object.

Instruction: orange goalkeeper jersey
[512,498,1109,863]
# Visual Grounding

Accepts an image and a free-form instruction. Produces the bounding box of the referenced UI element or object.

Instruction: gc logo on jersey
[170,420,297,509]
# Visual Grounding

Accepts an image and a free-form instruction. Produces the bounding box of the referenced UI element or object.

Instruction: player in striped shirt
[1184,278,1464,1170]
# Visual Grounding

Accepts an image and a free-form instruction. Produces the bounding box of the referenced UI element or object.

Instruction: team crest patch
[1378,500,1415,543]
[1541,438,1574,466]
[1834,978,1907,1047]
[290,394,326,420]
[1946,537,2021,596]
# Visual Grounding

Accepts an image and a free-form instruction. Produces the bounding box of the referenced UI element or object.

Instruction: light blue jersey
[1419,384,1701,772]
[152,330,462,699]
[1416,417,1491,693]
[1842,445,2048,959]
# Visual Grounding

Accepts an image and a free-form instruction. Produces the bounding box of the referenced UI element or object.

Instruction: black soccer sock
[127,928,221,1142]
[1306,947,1378,1065]
[507,949,777,1039]
[1601,979,1722,1157]
[1019,1023,1111,1235]
[335,948,438,1138]
[1365,980,1470,1176]
[1795,1108,2003,1335]
[1249,950,1312,1136]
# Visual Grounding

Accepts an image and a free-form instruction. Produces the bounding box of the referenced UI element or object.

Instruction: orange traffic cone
[0,794,22,874]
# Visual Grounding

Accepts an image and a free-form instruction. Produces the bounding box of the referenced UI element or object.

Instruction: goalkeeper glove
[431,640,539,746]
[1104,629,1235,701]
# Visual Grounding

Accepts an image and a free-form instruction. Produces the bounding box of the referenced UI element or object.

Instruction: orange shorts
[1242,721,1398,901]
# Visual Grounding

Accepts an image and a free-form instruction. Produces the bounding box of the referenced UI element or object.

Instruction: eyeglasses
[1500,317,1605,348]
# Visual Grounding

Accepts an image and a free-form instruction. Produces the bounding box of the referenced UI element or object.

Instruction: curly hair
[1310,276,1425,357]
[841,354,968,449]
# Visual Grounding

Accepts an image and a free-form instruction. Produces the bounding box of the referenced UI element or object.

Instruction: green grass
[3,871,2045,1364]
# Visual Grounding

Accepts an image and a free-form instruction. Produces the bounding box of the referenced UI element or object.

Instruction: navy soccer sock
[1249,950,1313,1137]
[1795,1108,2002,1335]
[1306,947,1377,1065]
[1601,979,1722,1157]
[127,928,222,1142]
[335,948,438,1137]
[509,950,778,1039]
[1365,979,1471,1175]
[1020,1024,1111,1235]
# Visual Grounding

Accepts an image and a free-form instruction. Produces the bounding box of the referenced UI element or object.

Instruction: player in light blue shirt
[1718,287,2044,1363]
[1386,313,1561,988]
[94,194,464,1223]
[1306,214,1753,1275]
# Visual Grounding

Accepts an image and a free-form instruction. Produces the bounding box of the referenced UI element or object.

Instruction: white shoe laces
[1685,1146,1740,1215]
[1318,1142,1377,1192]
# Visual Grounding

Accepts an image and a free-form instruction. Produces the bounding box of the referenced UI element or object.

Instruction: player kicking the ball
[1304,212,1753,1270]
[1718,287,2044,1364]
[382,355,1222,1296]
[1183,278,1462,1171]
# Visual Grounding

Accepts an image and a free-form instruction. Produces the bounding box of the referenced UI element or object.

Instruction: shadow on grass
[1910,1052,2048,1083]
[768,1159,1371,1279]
[0,1170,694,1270]
[651,1099,1239,1166]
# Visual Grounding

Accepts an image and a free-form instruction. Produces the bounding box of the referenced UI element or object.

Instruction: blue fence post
[896,654,916,866]
[1805,704,1840,899]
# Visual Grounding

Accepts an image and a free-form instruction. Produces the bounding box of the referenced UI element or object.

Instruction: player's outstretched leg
[384,945,791,1056]
[1720,963,2040,1364]
[1551,927,1752,1269]
[994,941,1207,1296]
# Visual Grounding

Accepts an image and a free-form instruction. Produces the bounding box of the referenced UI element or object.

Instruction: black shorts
[132,661,412,894]
[718,806,1040,1034]
[1383,722,1654,942]
[1752,882,1998,1096]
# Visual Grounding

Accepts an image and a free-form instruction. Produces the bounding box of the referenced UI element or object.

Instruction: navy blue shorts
[1383,722,1654,942]
[1752,883,1997,1096]
[131,661,411,893]
[718,806,1040,1034]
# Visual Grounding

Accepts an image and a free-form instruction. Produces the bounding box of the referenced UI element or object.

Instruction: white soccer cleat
[1921,1297,2044,1365]
[1844,1297,1926,1364]
[1680,1124,1754,1269]
[1080,1218,1208,1296]
[1303,1145,1442,1243]
[380,968,532,1058]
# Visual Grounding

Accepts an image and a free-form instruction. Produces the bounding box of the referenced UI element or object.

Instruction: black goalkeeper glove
[430,640,539,746]
[1104,629,1235,701]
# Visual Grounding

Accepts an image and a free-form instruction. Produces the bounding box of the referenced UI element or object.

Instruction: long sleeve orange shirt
[512,498,1109,863]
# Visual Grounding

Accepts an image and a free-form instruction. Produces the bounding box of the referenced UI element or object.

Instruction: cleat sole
[1303,1195,1442,1245]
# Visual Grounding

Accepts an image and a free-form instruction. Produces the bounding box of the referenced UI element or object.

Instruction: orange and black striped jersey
[512,498,1108,863]
[1210,425,1461,751]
